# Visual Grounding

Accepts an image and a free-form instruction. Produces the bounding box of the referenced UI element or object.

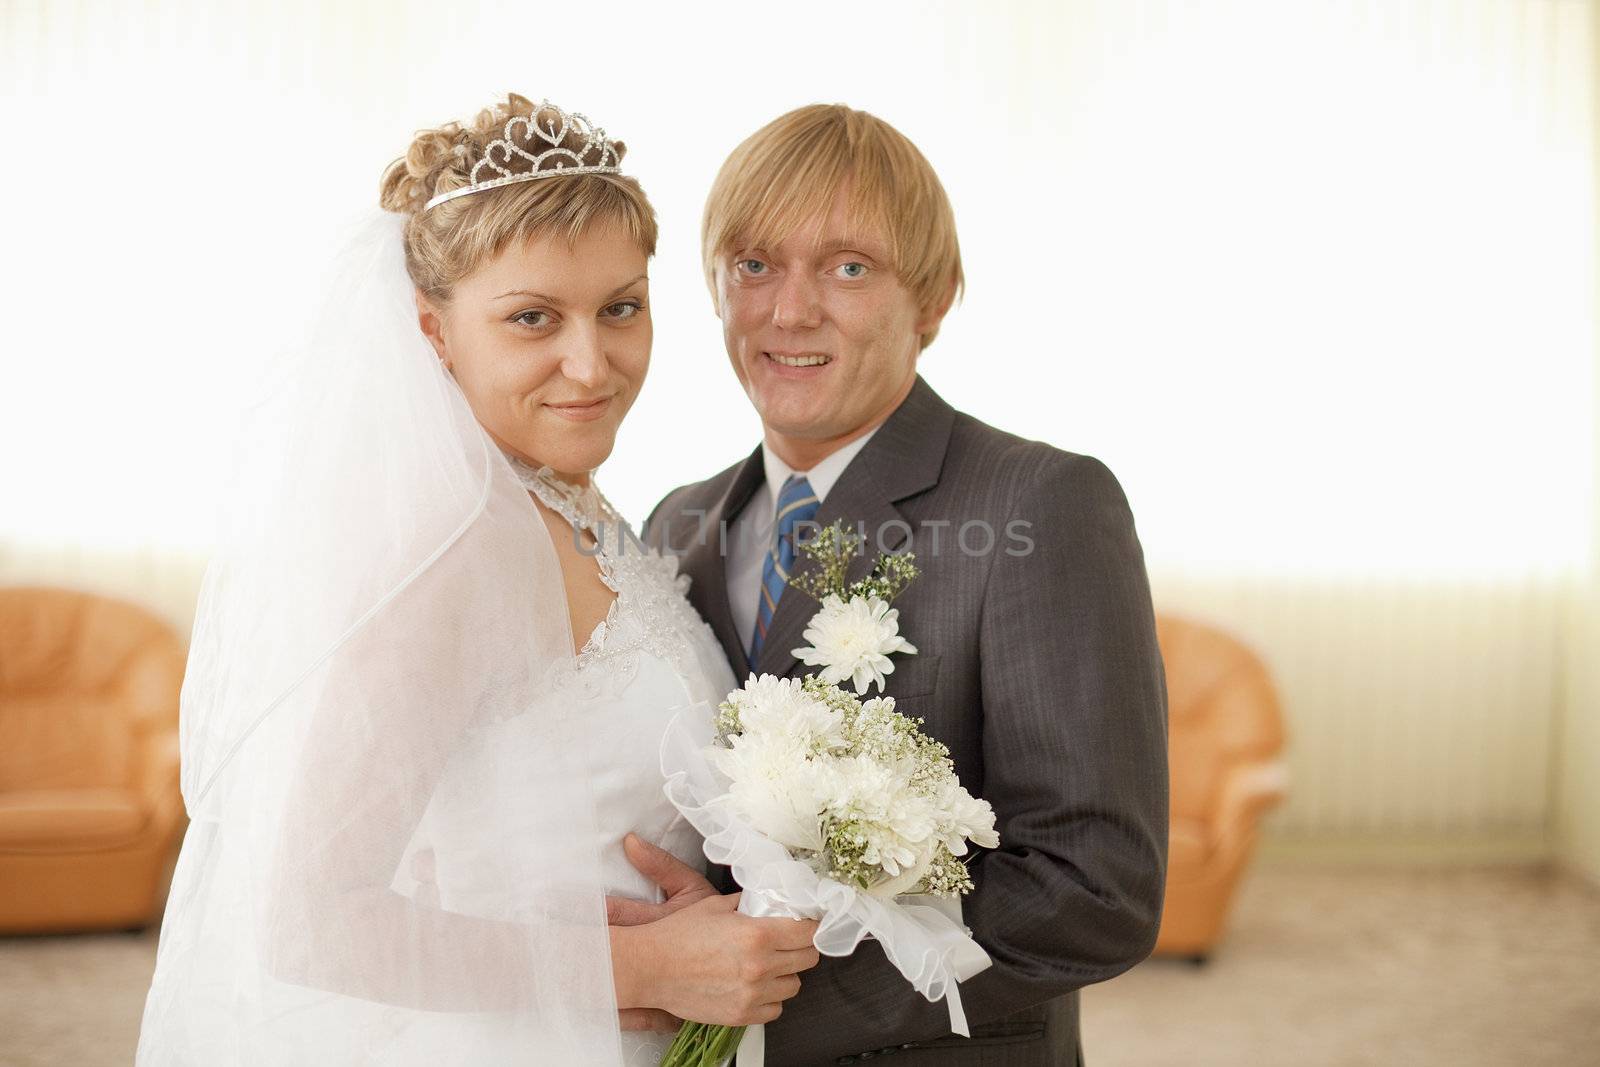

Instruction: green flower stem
[660,1021,746,1066]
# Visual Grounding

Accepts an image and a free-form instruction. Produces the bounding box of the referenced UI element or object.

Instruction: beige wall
[1552,8,1600,889]
[0,543,208,639]
[1559,576,1600,886]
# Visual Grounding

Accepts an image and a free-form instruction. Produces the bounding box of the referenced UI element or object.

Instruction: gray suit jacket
[644,375,1169,1066]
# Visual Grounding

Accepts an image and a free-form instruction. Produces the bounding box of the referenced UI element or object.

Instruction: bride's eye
[602,301,644,321]
[834,262,868,279]
[512,309,551,329]
[737,258,769,277]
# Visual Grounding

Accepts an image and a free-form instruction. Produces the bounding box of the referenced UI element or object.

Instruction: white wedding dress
[137,458,738,1066]
[393,458,739,1065]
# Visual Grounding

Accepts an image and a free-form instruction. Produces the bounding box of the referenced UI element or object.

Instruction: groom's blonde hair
[702,104,963,350]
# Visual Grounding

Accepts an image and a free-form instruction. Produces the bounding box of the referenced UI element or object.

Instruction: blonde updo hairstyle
[379,92,658,304]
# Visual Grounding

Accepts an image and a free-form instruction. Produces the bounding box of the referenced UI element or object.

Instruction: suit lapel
[681,445,764,676]
[752,375,956,679]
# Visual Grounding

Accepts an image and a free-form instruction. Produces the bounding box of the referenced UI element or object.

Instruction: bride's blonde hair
[379,92,658,302]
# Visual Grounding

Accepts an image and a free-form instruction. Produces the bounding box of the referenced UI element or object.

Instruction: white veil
[136,208,625,1065]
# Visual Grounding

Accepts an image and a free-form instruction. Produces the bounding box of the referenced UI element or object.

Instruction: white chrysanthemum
[714,732,836,853]
[823,753,942,895]
[725,673,844,750]
[932,777,1000,853]
[792,595,918,695]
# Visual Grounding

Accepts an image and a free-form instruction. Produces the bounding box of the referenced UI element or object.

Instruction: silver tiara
[422,100,622,212]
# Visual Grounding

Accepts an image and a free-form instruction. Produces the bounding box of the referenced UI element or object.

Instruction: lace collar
[500,448,616,532]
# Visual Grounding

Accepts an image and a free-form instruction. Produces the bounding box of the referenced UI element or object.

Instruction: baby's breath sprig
[919,847,977,897]
[801,675,862,717]
[712,697,743,746]
[846,551,919,604]
[822,816,878,891]
[790,520,921,604]
[788,522,862,602]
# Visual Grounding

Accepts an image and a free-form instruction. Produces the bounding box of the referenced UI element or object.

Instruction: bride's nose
[559,322,608,389]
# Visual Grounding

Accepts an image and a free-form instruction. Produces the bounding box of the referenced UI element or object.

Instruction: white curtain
[1,0,1593,847]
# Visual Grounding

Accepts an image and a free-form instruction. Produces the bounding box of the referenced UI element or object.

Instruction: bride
[135,93,819,1065]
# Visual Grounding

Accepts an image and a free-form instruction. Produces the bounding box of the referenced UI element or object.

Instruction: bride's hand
[606,832,718,926]
[610,892,821,1027]
[618,1008,684,1033]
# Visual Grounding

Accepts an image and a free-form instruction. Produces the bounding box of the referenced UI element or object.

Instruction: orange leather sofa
[1153,613,1289,962]
[0,586,187,932]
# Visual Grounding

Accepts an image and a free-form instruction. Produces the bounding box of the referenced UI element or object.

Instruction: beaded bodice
[502,453,732,706]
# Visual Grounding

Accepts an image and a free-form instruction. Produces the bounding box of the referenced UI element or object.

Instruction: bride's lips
[544,396,614,422]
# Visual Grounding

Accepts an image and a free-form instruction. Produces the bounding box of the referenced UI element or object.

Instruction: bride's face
[416,221,651,483]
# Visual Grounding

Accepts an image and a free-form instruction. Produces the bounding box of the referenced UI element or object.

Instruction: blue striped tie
[749,474,820,667]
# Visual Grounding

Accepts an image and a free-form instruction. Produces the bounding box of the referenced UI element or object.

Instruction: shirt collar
[760,424,881,507]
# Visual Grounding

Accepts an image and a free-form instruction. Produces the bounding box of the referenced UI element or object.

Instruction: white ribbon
[734,1019,765,1066]
[659,709,993,1067]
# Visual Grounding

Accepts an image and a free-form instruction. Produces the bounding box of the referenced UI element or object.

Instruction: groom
[639,104,1169,1066]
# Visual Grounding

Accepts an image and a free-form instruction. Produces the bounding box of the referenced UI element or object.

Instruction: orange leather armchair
[0,586,187,932]
[1153,613,1289,962]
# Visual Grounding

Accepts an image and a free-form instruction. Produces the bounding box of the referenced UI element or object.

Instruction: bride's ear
[413,288,452,370]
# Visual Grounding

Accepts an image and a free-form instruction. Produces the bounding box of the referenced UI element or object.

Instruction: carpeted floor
[2,863,1596,1066]
[1083,863,1600,1066]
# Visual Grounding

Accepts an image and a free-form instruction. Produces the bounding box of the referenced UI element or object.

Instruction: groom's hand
[605,832,718,926]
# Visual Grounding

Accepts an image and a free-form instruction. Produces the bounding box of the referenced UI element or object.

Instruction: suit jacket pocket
[883,653,941,702]
[907,1021,1046,1048]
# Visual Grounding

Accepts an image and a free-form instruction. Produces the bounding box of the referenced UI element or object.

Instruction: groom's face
[713,185,932,448]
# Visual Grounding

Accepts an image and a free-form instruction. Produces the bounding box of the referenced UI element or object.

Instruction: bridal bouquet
[659,524,998,1067]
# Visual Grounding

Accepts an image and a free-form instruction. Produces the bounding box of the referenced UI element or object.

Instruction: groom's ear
[915,276,959,340]
[413,288,451,370]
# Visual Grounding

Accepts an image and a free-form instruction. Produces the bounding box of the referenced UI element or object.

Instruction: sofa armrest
[118,642,185,734]
[1211,759,1289,855]
[135,729,183,817]
[118,638,184,818]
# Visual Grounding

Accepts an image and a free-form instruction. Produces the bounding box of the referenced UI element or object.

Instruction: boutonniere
[788,521,919,695]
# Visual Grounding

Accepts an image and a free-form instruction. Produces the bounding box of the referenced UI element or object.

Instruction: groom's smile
[764,350,833,371]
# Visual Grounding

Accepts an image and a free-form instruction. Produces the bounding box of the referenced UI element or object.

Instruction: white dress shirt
[726,427,882,659]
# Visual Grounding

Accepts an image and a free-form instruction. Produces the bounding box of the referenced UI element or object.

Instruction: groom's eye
[738,259,768,276]
[835,262,868,279]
